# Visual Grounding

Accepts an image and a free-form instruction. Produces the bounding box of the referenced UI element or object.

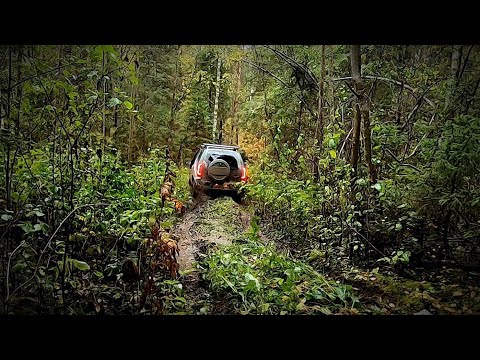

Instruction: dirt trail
[175,196,250,269]
[173,195,251,313]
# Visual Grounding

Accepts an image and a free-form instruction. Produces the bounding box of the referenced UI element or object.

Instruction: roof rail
[201,143,239,150]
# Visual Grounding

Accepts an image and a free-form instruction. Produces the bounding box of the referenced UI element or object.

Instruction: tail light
[241,165,248,181]
[196,162,204,178]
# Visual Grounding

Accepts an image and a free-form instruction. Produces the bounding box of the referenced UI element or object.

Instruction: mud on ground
[173,196,251,314]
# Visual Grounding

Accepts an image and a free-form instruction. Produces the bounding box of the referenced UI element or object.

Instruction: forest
[1,45,479,315]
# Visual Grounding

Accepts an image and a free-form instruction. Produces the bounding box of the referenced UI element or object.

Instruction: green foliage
[201,223,358,315]
[155,279,187,315]
[3,44,480,314]
[414,115,480,227]
[379,250,411,265]
[244,161,352,253]
[1,142,187,313]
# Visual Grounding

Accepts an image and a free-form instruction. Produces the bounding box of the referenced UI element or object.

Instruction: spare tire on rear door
[208,158,230,182]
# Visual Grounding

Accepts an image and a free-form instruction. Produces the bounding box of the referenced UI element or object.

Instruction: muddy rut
[172,195,251,313]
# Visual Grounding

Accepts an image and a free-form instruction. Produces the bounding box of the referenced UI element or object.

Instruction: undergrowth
[200,218,360,315]
[1,147,189,314]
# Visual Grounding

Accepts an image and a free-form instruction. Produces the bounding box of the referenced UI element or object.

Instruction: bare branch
[242,58,317,118]
[263,45,319,91]
[339,126,354,157]
[7,203,109,301]
[457,45,475,86]
[384,147,421,172]
[5,240,26,309]
[0,59,78,90]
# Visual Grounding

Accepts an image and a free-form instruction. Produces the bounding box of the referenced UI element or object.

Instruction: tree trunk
[313,45,326,180]
[4,47,13,210]
[350,45,362,174]
[297,100,304,146]
[451,45,461,78]
[317,45,325,148]
[350,45,376,183]
[330,45,336,124]
[101,49,107,184]
[212,56,222,142]
[231,58,242,145]
[235,123,239,145]
[235,61,243,145]
[169,46,181,149]
[15,46,23,139]
[195,108,199,143]
[363,106,376,183]
[128,83,135,164]
[351,103,362,173]
[112,49,118,129]
[218,118,223,144]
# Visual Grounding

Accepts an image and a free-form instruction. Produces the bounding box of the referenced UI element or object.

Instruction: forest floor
[172,194,480,315]
[174,194,253,314]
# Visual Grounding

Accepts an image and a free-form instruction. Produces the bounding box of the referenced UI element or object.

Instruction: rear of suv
[188,143,248,201]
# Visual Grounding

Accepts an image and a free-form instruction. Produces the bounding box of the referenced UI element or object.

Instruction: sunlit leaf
[108,97,122,107]
[72,259,90,271]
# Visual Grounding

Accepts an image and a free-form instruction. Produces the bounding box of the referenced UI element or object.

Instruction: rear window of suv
[201,149,244,169]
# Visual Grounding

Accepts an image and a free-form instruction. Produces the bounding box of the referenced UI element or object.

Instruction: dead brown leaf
[173,198,186,215]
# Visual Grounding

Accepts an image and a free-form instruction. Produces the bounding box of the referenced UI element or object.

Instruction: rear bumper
[193,180,245,192]
[205,187,236,193]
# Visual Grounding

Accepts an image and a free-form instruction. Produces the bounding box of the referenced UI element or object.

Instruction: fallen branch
[243,58,290,89]
[333,75,435,107]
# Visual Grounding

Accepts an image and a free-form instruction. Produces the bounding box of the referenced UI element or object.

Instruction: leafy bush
[413,115,480,233]
[1,146,186,314]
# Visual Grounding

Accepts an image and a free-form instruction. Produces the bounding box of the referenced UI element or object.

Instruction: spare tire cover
[208,159,230,181]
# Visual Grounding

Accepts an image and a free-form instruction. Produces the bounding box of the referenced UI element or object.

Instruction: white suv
[188,143,248,201]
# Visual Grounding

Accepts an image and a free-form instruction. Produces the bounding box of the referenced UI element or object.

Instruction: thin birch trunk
[212,56,222,142]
